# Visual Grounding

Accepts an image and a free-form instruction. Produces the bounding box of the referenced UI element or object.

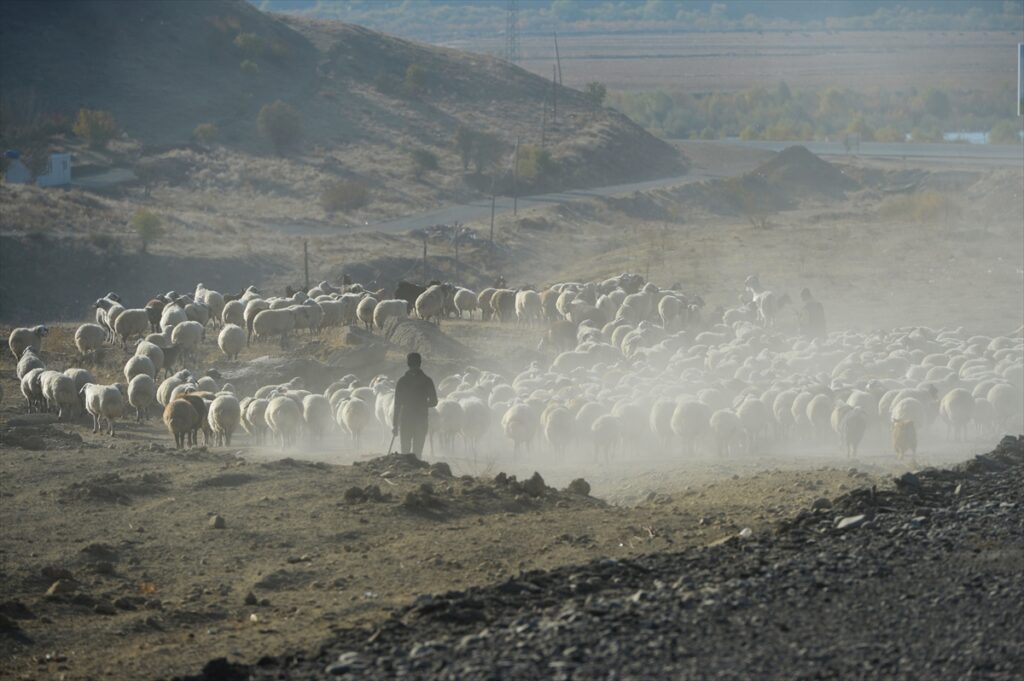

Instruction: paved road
[269,140,1021,237]
[702,138,1024,164]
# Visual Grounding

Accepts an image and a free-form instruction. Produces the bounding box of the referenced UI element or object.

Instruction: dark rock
[811,497,832,511]
[209,514,226,529]
[430,462,453,479]
[343,486,367,503]
[566,478,591,496]
[522,472,546,498]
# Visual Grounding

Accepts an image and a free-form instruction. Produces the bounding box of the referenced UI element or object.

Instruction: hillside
[0,0,682,228]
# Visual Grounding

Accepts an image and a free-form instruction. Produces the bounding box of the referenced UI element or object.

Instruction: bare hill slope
[0,0,682,222]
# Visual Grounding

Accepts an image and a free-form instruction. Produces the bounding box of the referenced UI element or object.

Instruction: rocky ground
[174,436,1024,681]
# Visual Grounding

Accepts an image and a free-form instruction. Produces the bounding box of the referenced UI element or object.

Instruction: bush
[73,108,118,148]
[516,145,556,182]
[321,180,369,212]
[454,125,475,171]
[192,123,219,146]
[878,192,958,224]
[874,126,905,143]
[240,59,260,76]
[988,119,1022,145]
[404,64,427,96]
[584,81,607,108]
[257,100,301,155]
[410,148,439,179]
[233,32,267,59]
[472,132,503,174]
[131,209,164,254]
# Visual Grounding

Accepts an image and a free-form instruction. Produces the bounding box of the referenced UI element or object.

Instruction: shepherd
[392,352,438,457]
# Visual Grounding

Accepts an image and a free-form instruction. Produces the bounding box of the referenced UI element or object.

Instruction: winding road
[272,140,1021,237]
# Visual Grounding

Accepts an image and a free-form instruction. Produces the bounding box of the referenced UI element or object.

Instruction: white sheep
[709,409,742,456]
[82,383,125,436]
[590,413,619,462]
[542,406,574,455]
[42,372,78,421]
[9,325,48,359]
[208,394,241,446]
[113,309,150,347]
[252,308,297,347]
[170,320,204,362]
[356,296,377,331]
[266,395,302,449]
[939,388,974,441]
[433,399,464,453]
[458,396,490,454]
[415,284,449,325]
[217,324,246,360]
[134,341,165,375]
[453,288,478,320]
[373,299,408,330]
[16,348,44,380]
[303,394,333,443]
[671,399,711,456]
[75,323,107,357]
[338,397,372,445]
[222,299,245,327]
[501,403,537,455]
[986,383,1020,429]
[124,355,156,382]
[20,367,46,412]
[128,374,157,421]
[515,290,543,327]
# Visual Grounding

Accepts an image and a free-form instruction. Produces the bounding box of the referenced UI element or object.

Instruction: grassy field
[454,29,1021,93]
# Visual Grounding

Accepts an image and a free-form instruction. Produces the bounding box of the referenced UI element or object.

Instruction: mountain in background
[254,0,1023,42]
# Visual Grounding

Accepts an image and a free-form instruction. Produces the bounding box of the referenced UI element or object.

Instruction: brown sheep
[163,399,199,449]
[891,419,917,460]
[477,288,496,321]
[181,391,215,446]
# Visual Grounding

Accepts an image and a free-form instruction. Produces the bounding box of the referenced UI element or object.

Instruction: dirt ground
[1,146,1021,680]
[0,317,1006,681]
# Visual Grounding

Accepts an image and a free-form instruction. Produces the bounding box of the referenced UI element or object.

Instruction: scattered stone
[326,651,365,675]
[244,592,258,606]
[93,600,117,616]
[811,497,832,511]
[522,472,546,498]
[343,486,367,503]
[45,580,78,597]
[954,483,964,497]
[896,472,922,491]
[209,514,226,529]
[41,566,75,583]
[836,514,867,530]
[738,527,753,539]
[430,462,453,478]
[113,597,136,611]
[565,478,591,496]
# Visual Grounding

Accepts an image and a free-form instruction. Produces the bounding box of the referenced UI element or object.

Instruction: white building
[36,152,71,187]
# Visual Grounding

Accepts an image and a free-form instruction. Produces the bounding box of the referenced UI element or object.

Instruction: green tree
[257,100,301,155]
[73,108,118,148]
[192,123,219,146]
[404,64,427,96]
[410,148,439,179]
[471,132,503,174]
[919,88,951,120]
[240,59,260,76]
[516,145,556,182]
[584,81,607,108]
[233,33,267,59]
[454,125,475,171]
[131,209,164,254]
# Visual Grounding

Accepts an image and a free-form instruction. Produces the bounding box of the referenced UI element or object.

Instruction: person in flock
[392,352,438,457]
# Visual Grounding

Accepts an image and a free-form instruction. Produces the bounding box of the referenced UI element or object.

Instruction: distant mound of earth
[749,145,858,198]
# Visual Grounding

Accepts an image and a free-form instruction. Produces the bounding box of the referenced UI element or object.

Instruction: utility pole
[553,31,563,85]
[552,65,557,125]
[422,234,428,281]
[512,135,519,216]
[489,194,496,247]
[505,0,520,64]
[303,240,309,290]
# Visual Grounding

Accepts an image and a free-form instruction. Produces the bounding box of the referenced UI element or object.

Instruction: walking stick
[387,433,397,455]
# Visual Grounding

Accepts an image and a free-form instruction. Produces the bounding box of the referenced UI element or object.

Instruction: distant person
[392,352,438,457]
[800,288,827,339]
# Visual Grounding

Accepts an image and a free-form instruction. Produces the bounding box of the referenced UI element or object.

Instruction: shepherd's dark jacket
[393,368,438,426]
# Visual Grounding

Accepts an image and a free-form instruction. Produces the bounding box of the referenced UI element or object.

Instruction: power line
[505,0,520,64]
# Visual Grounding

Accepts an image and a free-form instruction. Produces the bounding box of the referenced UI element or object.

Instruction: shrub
[410,148,439,179]
[584,81,607,108]
[233,32,267,59]
[193,123,219,146]
[988,119,1022,145]
[874,126,904,143]
[73,108,118,148]
[321,180,369,212]
[516,145,556,182]
[472,132,503,174]
[257,100,301,155]
[454,125,475,171]
[404,64,427,96]
[240,59,260,76]
[739,125,758,140]
[131,209,164,254]
[878,192,959,224]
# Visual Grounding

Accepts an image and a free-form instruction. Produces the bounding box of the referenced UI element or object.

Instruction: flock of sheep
[6,273,1023,468]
